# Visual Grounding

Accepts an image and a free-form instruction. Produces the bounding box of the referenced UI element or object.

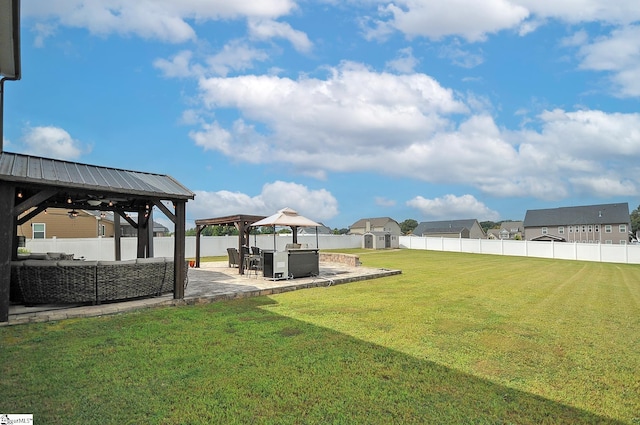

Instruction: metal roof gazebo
[0,152,195,322]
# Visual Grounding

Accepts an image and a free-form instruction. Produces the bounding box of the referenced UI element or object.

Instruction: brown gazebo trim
[194,214,266,274]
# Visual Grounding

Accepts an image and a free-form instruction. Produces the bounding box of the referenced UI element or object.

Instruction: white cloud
[32,22,57,47]
[190,59,640,201]
[23,0,298,44]
[205,40,270,77]
[385,47,419,74]
[517,17,545,36]
[522,109,640,159]
[569,175,637,197]
[375,197,396,207]
[188,181,338,221]
[364,0,640,44]
[248,19,313,53]
[407,194,500,221]
[154,41,270,79]
[368,0,529,42]
[511,108,640,197]
[195,62,467,155]
[20,126,90,160]
[154,50,199,78]
[514,0,640,25]
[576,25,640,97]
[560,30,589,48]
[439,41,484,68]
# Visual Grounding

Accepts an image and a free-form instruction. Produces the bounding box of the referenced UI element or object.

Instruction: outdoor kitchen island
[262,248,319,280]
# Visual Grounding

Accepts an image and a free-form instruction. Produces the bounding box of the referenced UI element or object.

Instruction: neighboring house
[297,223,333,235]
[413,219,486,239]
[120,218,170,237]
[348,217,402,235]
[486,229,501,240]
[17,208,169,239]
[18,208,115,239]
[499,221,523,240]
[523,203,631,244]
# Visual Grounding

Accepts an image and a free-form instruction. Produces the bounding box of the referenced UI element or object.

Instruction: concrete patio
[3,260,401,326]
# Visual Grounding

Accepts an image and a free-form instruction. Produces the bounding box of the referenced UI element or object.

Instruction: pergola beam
[193,214,266,274]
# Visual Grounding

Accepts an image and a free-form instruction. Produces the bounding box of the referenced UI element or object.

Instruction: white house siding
[526,224,629,244]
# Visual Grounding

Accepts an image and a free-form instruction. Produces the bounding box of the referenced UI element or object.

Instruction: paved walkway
[3,261,401,326]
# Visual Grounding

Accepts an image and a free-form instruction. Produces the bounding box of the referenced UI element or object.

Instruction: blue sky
[3,0,640,230]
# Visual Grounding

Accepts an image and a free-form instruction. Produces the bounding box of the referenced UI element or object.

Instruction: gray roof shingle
[413,219,477,236]
[523,203,630,227]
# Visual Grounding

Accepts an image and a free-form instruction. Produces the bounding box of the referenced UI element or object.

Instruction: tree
[480,221,500,233]
[400,219,418,235]
[184,225,238,236]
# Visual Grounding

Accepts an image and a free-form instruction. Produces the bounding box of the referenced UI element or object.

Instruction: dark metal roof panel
[523,203,630,227]
[0,151,194,200]
[53,160,71,183]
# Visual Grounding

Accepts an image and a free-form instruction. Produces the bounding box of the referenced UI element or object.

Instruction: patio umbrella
[251,207,321,248]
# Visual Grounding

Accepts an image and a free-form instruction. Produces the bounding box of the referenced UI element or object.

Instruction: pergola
[194,214,266,273]
[0,151,195,322]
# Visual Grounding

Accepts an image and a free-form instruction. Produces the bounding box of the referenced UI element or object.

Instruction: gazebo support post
[0,184,16,322]
[195,224,202,268]
[173,201,186,299]
[114,213,121,261]
[147,208,154,257]
[237,220,246,275]
[137,206,149,258]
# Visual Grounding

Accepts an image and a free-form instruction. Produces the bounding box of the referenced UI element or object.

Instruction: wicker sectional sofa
[10,256,176,305]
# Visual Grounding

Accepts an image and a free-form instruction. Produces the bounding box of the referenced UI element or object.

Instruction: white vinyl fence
[24,234,363,261]
[399,236,640,265]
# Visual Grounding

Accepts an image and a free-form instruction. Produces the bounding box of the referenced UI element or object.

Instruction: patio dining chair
[243,254,262,278]
[227,248,240,268]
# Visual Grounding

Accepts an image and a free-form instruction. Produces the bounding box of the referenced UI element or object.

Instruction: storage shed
[363,231,399,250]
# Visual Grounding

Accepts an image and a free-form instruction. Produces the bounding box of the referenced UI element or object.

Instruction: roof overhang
[0,0,21,80]
[1,152,194,217]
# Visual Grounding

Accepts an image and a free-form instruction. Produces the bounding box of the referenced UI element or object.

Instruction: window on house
[588,225,593,232]
[595,225,600,232]
[99,224,106,237]
[620,240,627,245]
[32,223,45,239]
[558,226,564,234]
[541,227,548,235]
[605,225,612,233]
[605,240,612,244]
[619,224,627,233]
[581,225,586,232]
[569,226,573,233]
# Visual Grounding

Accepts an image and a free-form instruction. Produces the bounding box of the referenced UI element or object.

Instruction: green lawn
[2,249,639,424]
